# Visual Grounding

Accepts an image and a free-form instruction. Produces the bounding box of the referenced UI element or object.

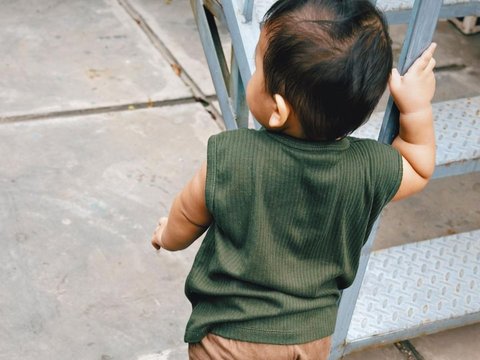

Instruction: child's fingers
[151,231,161,250]
[423,42,437,57]
[410,43,437,72]
[151,237,161,250]
[152,220,166,249]
[425,57,436,73]
[151,217,167,250]
[420,43,437,68]
[389,68,402,91]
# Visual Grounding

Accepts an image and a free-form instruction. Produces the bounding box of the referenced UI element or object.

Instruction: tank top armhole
[384,147,403,203]
[205,135,217,213]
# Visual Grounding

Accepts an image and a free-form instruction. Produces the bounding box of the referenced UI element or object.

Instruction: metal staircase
[190,0,480,358]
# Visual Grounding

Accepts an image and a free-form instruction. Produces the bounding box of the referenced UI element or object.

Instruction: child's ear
[269,94,291,128]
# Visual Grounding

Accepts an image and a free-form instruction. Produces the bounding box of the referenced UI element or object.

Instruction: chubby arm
[390,43,437,201]
[151,162,212,251]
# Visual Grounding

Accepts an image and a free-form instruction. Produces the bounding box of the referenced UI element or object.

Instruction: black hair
[263,0,392,141]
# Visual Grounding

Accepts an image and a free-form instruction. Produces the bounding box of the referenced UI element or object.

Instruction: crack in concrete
[116,0,225,130]
[0,96,216,124]
[435,63,468,72]
[0,1,226,127]
[394,340,425,360]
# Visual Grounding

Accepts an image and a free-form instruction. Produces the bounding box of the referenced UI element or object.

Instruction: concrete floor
[0,0,478,359]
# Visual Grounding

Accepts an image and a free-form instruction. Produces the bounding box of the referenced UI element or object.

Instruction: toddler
[152,0,436,359]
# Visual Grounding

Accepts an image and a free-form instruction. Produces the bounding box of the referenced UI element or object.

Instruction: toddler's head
[246,0,392,141]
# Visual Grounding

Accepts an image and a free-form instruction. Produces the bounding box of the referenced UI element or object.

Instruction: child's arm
[390,43,437,201]
[151,162,212,251]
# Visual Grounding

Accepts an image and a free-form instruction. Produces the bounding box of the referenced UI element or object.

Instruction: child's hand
[389,43,437,115]
[151,217,168,250]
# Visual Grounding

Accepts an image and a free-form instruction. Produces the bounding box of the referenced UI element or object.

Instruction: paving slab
[343,345,405,360]
[0,104,219,360]
[0,0,191,118]
[410,322,480,360]
[396,21,480,102]
[375,172,480,250]
[375,21,480,111]
[390,21,480,71]
[127,0,232,96]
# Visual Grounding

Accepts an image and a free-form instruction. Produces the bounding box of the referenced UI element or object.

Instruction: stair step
[379,0,480,24]
[345,230,480,353]
[253,0,480,23]
[378,0,480,12]
[352,96,480,178]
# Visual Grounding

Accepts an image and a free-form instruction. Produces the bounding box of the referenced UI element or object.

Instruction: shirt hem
[185,305,337,345]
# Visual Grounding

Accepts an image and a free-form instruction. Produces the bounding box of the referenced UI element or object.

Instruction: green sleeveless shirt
[184,128,402,344]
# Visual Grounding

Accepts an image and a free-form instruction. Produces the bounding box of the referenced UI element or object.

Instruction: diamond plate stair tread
[352,96,480,169]
[253,0,480,22]
[347,230,480,342]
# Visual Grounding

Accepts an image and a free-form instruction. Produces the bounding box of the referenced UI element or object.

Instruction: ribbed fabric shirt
[184,128,402,345]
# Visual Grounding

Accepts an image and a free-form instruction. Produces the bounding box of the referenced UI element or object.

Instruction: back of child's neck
[276,128,343,142]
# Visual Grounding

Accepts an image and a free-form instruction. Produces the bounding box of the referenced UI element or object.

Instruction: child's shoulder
[348,136,379,146]
[348,136,396,152]
[209,128,271,146]
[207,129,267,160]
[347,137,402,167]
[211,128,261,139]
